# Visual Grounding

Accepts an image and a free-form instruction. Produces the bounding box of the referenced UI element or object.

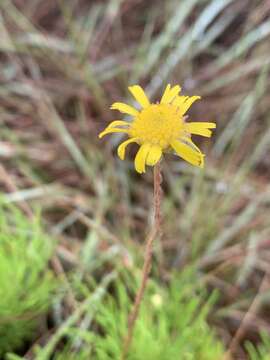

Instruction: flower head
[99,84,216,173]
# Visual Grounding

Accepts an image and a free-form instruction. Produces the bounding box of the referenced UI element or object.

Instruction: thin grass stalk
[224,273,269,359]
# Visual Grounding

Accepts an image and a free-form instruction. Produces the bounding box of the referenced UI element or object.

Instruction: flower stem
[121,162,162,360]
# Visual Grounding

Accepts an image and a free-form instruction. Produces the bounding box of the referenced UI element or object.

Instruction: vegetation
[0,0,270,359]
[90,272,223,360]
[246,334,270,360]
[0,204,55,356]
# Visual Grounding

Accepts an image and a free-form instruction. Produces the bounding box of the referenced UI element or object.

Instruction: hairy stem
[121,162,162,360]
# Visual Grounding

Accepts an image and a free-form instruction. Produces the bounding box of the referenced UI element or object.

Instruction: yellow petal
[180,136,203,154]
[134,143,151,173]
[128,85,150,108]
[110,102,138,116]
[171,140,204,168]
[107,120,130,128]
[178,96,201,116]
[172,96,189,108]
[161,85,181,104]
[160,84,171,104]
[146,145,162,166]
[117,137,138,160]
[98,127,128,139]
[184,122,216,137]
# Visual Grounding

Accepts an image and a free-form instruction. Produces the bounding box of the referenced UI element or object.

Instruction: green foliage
[93,271,224,360]
[246,333,270,360]
[0,204,55,355]
[49,269,224,360]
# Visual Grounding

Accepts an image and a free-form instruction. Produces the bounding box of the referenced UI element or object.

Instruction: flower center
[129,104,184,149]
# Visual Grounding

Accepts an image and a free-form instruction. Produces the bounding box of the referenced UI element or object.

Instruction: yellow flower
[99,84,216,173]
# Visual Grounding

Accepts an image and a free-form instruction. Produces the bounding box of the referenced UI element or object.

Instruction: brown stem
[121,162,162,360]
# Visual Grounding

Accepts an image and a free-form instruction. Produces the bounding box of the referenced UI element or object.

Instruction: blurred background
[0,0,270,359]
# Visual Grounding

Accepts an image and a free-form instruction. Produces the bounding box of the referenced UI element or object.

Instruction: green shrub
[93,270,224,360]
[45,268,224,359]
[0,204,55,355]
